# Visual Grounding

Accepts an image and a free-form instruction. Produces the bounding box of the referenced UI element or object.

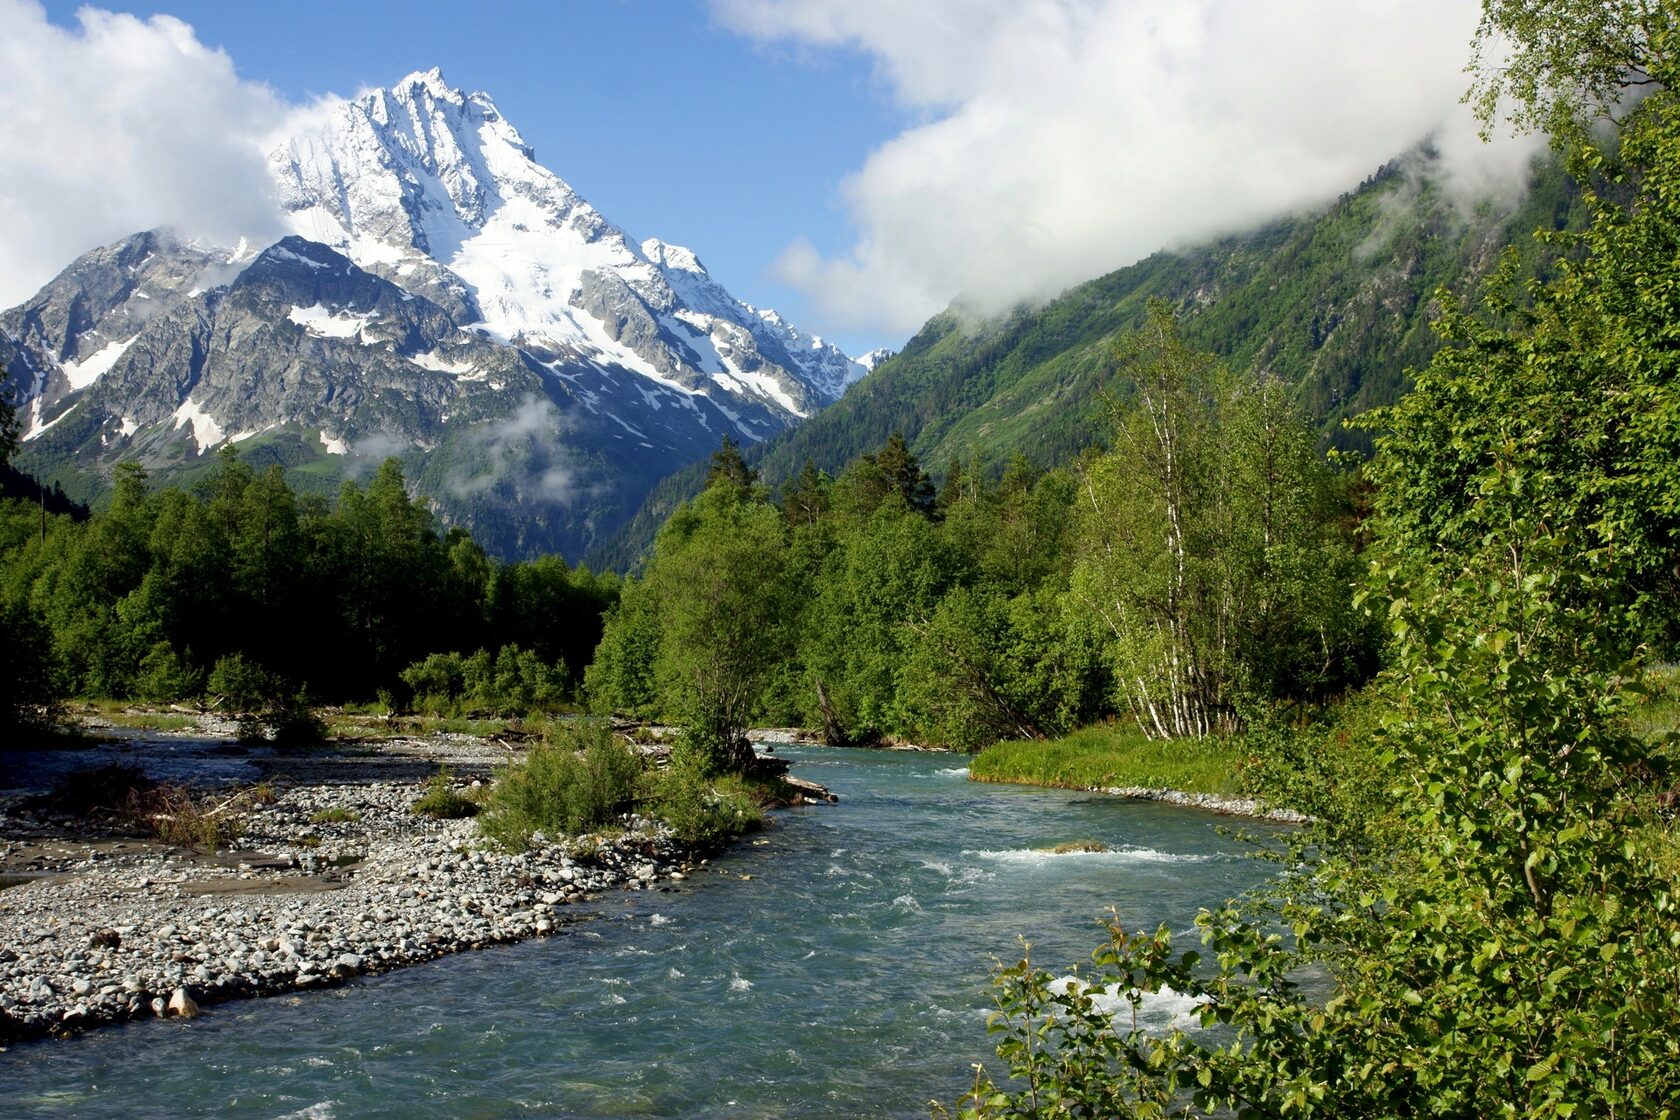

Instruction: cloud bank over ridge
[715,0,1545,335]
[0,0,295,307]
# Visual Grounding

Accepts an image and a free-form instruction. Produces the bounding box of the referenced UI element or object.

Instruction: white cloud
[0,0,288,307]
[716,0,1547,335]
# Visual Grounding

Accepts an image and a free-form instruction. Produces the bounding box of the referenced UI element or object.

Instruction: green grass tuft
[413,768,481,820]
[970,723,1246,796]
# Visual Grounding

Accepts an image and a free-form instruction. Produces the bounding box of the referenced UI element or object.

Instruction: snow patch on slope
[61,335,139,390]
[288,304,376,339]
[172,397,225,452]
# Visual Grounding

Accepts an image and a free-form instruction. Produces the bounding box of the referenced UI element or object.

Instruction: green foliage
[0,451,615,716]
[413,768,481,819]
[479,723,641,849]
[899,587,1101,751]
[592,419,1359,755]
[0,596,63,734]
[1467,1,1677,138]
[646,487,794,772]
[399,644,570,716]
[263,689,328,746]
[208,653,277,713]
[638,760,767,846]
[970,724,1247,797]
[583,576,663,719]
[706,434,759,497]
[1072,305,1372,737]
[134,640,203,704]
[955,10,1680,1114]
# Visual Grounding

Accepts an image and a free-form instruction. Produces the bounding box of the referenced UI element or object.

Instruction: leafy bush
[264,689,328,746]
[478,724,640,849]
[208,653,276,713]
[0,598,63,734]
[638,760,767,846]
[134,640,203,704]
[413,768,480,819]
[400,644,570,717]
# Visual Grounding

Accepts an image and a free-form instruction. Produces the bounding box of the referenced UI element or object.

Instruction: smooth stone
[167,988,199,1019]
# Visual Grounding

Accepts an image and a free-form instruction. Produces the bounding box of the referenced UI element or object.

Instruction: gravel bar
[0,735,708,1045]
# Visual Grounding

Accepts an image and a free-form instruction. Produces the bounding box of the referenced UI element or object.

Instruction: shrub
[265,689,328,746]
[640,761,767,846]
[208,653,277,713]
[134,641,203,704]
[413,768,480,819]
[478,723,639,849]
[400,645,571,717]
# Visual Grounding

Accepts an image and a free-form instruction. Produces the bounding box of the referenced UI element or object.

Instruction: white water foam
[1048,976,1207,1031]
[729,976,753,992]
[963,846,1212,867]
[649,914,674,926]
[276,1104,338,1120]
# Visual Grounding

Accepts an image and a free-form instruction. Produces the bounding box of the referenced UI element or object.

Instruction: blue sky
[31,0,908,354]
[8,2,1535,357]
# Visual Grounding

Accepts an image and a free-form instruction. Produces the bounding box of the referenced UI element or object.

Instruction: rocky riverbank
[0,724,733,1046]
[1095,785,1309,823]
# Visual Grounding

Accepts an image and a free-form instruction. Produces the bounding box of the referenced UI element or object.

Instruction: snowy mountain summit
[271,68,864,421]
[2,69,871,561]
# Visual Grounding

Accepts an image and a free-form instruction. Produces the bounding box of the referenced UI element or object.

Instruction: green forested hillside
[590,154,1577,571]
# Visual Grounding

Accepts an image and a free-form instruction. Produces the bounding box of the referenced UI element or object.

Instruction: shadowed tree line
[0,435,615,731]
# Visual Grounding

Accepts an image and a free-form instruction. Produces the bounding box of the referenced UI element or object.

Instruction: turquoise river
[0,745,1284,1118]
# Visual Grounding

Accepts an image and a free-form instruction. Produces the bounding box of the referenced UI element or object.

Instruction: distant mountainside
[1,69,866,560]
[591,153,1578,571]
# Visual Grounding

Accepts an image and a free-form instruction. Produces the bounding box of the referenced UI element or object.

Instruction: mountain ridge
[3,69,870,561]
[588,153,1580,571]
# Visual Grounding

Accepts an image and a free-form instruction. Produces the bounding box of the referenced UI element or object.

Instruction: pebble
[0,778,699,1043]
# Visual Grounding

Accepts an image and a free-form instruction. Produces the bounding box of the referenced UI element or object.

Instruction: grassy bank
[970,724,1246,797]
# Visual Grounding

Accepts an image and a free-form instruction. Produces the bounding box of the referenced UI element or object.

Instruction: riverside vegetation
[937,4,1680,1115]
[2,0,1678,1109]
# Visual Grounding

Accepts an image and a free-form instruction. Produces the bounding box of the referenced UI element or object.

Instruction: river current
[0,745,1282,1118]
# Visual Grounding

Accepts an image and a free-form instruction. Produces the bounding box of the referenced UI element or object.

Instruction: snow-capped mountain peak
[2,68,878,564]
[268,69,858,430]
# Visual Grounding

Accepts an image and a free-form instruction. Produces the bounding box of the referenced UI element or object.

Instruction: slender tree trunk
[816,678,848,747]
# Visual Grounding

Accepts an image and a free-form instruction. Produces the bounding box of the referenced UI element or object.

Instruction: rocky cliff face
[4,69,868,561]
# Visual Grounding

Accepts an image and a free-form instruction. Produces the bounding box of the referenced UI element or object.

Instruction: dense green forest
[587,331,1376,764]
[0,437,615,734]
